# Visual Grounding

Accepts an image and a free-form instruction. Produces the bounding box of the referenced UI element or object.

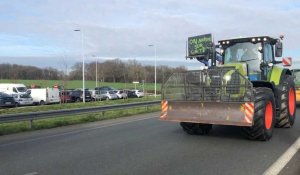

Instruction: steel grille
[162,67,254,102]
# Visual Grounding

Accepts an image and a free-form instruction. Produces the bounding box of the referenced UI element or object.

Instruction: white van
[28,88,60,105]
[0,83,27,95]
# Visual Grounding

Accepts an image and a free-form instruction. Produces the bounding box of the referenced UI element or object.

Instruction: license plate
[5,102,11,105]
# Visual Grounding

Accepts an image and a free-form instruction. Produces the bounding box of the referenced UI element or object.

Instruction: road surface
[0,110,299,175]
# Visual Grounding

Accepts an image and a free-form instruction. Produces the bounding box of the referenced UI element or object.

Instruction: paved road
[0,110,299,175]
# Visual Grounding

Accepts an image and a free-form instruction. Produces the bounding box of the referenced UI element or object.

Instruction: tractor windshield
[224,42,262,64]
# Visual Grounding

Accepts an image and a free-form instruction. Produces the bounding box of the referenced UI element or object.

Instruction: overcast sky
[0,0,299,70]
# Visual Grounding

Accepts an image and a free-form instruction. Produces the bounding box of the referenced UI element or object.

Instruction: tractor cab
[218,36,283,81]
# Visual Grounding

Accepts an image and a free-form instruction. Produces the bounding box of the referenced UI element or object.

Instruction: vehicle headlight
[224,75,231,81]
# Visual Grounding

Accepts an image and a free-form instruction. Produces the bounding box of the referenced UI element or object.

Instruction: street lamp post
[96,57,98,87]
[148,44,157,98]
[74,29,85,103]
[92,55,99,88]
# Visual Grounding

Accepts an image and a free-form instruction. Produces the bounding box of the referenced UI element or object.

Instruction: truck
[161,34,296,141]
[28,88,60,105]
[0,83,27,95]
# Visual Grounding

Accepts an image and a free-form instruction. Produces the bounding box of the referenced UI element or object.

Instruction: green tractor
[161,34,296,141]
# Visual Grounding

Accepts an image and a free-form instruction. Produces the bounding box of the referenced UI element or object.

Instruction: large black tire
[180,122,212,135]
[276,75,296,128]
[242,87,275,141]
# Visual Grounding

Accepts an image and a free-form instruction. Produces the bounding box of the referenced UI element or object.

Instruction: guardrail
[0,101,160,127]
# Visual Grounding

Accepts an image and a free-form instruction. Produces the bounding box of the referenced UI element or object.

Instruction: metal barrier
[0,101,160,127]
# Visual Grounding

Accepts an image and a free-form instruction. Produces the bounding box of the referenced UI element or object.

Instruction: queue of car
[0,83,145,108]
[0,83,144,107]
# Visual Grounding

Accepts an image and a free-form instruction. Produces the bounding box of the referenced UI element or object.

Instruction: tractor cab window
[263,43,273,63]
[224,42,262,63]
[224,42,262,80]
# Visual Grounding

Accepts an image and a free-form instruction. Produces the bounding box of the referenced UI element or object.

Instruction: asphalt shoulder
[0,112,159,146]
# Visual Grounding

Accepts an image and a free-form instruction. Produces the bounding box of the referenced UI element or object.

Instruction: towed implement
[161,34,296,141]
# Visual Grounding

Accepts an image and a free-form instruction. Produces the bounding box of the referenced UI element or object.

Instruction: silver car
[90,90,108,101]
[13,93,34,107]
[104,91,118,100]
[113,90,128,99]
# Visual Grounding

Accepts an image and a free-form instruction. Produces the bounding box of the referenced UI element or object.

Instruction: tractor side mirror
[282,57,292,67]
[275,41,283,57]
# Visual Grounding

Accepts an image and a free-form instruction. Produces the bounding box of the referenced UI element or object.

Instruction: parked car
[89,89,108,101]
[113,90,127,99]
[0,92,15,108]
[128,90,144,98]
[60,90,72,103]
[70,90,92,102]
[12,93,34,107]
[100,90,118,100]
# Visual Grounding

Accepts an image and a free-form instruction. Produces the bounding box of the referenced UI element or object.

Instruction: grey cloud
[0,0,299,69]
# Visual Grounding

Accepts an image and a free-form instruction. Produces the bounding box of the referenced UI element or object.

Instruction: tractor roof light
[257,38,261,41]
[263,38,267,41]
[252,38,256,42]
[226,41,230,44]
[222,41,226,44]
[279,35,284,40]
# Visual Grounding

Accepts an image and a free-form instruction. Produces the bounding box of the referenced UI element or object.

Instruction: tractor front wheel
[242,87,275,141]
[180,122,212,135]
[276,75,296,128]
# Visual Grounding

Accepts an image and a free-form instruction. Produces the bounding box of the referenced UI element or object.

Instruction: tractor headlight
[224,75,231,81]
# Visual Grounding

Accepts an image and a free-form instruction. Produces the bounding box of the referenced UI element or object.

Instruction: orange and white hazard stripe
[244,102,254,124]
[160,100,168,119]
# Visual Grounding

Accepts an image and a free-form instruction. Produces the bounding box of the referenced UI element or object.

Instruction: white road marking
[0,115,157,148]
[263,137,300,175]
[24,172,38,175]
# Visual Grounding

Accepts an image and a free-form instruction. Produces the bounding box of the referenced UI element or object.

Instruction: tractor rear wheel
[276,75,296,128]
[242,87,275,141]
[180,122,212,135]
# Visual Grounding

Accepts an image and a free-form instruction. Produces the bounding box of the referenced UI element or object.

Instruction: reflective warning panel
[282,57,292,66]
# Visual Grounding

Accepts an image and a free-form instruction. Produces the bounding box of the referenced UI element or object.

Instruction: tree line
[0,59,187,83]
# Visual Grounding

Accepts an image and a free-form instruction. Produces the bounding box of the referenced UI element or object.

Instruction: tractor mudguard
[269,66,292,86]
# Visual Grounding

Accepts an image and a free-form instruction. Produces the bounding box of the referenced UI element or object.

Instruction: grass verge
[0,105,160,136]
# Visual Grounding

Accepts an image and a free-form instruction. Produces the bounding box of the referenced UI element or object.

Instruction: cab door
[263,43,274,80]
